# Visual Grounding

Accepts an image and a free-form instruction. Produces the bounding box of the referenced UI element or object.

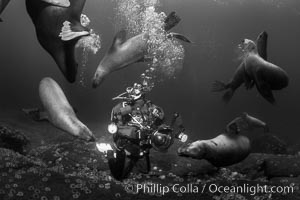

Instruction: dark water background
[0,0,300,144]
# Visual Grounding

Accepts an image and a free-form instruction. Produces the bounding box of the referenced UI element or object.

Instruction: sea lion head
[177,141,206,159]
[239,39,257,53]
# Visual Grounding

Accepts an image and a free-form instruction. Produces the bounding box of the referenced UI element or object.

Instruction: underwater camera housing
[150,126,174,153]
[107,121,187,153]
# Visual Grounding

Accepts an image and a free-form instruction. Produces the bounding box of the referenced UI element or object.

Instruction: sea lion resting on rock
[23,77,95,142]
[178,113,269,167]
[212,31,289,104]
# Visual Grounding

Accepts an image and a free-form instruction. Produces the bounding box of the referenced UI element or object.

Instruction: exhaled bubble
[115,0,185,89]
[77,31,101,87]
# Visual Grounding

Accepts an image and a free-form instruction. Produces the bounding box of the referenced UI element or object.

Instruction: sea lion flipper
[109,30,127,53]
[0,18,2,22]
[41,0,70,7]
[164,11,181,31]
[256,31,268,61]
[222,89,235,103]
[212,80,227,92]
[257,82,276,104]
[168,32,193,43]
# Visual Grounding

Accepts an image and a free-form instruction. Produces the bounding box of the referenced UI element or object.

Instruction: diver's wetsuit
[108,97,164,180]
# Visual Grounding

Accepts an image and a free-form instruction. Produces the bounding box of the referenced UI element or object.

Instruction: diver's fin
[222,89,235,103]
[41,0,70,7]
[164,11,181,31]
[0,18,2,22]
[59,21,89,41]
[256,83,275,104]
[109,30,127,53]
[212,80,228,92]
[169,32,193,43]
[22,108,49,121]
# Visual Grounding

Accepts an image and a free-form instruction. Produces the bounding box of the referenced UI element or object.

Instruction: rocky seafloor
[0,123,300,200]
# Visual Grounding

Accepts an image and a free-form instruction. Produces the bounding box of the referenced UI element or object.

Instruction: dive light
[108,123,118,134]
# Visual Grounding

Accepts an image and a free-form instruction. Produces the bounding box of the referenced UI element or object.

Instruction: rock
[0,147,45,169]
[1,142,300,199]
[150,151,217,177]
[0,125,31,154]
[28,140,109,173]
[228,153,267,179]
[251,134,287,154]
[287,144,300,155]
[263,155,300,178]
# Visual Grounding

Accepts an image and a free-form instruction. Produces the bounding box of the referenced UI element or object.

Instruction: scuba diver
[97,82,188,180]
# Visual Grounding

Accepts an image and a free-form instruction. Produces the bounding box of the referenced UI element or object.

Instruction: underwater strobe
[108,123,118,134]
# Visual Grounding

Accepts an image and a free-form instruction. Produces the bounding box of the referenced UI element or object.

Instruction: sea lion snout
[78,126,96,142]
[92,73,104,88]
[178,143,205,159]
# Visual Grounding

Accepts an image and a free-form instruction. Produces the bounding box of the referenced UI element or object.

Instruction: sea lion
[177,113,268,167]
[92,11,191,88]
[0,0,70,21]
[92,30,149,88]
[212,31,289,104]
[26,0,92,83]
[226,112,269,133]
[25,77,95,141]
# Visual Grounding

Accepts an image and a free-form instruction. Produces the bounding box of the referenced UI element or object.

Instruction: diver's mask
[128,83,143,100]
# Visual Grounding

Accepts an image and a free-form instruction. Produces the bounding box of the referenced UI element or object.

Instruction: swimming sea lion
[92,11,191,88]
[34,77,95,141]
[92,30,149,88]
[177,113,268,167]
[26,0,91,83]
[212,31,289,104]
